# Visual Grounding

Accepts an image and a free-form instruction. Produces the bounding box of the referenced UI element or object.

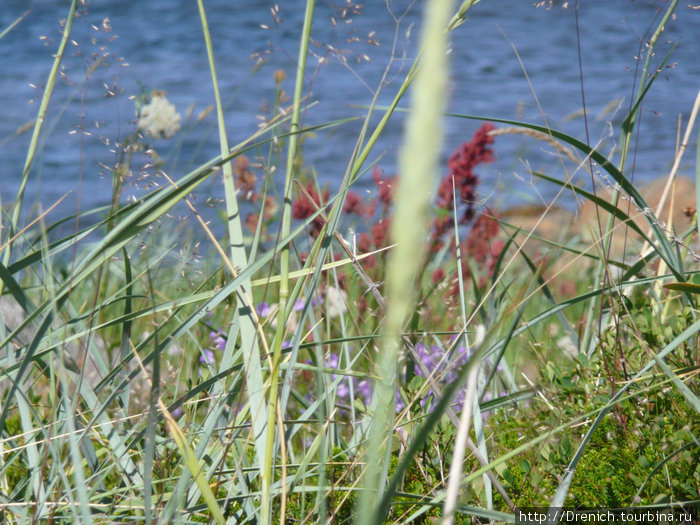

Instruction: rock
[576,176,697,258]
[500,176,697,264]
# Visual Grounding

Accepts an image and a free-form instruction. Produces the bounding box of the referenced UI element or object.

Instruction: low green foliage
[491,299,700,509]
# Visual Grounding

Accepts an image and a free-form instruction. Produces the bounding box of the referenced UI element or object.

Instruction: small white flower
[473,324,486,348]
[326,286,347,318]
[137,91,181,139]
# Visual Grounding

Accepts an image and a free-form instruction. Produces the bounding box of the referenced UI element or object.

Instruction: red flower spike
[463,211,504,280]
[292,182,322,219]
[372,166,395,209]
[431,123,496,241]
[371,218,391,248]
[234,155,257,199]
[292,182,329,236]
[343,191,364,215]
[357,233,372,253]
[431,267,446,284]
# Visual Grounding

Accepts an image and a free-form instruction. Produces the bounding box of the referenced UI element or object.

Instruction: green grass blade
[64,398,93,524]
[196,0,268,498]
[5,0,78,266]
[264,2,315,523]
[119,248,134,411]
[0,260,34,313]
[696,111,700,240]
[617,0,679,173]
[664,282,700,294]
[0,9,30,40]
[162,401,226,525]
[530,170,648,239]
[358,0,453,521]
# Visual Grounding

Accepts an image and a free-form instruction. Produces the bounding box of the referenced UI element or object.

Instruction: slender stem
[582,0,679,356]
[3,0,78,272]
[618,0,679,174]
[358,0,453,520]
[263,1,315,523]
[196,0,269,519]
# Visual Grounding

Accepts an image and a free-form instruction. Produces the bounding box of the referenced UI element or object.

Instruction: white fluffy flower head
[137,91,181,139]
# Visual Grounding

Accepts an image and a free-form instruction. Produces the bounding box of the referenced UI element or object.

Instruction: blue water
[1,1,698,222]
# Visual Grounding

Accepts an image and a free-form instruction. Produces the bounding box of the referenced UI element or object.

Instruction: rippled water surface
[1,1,698,218]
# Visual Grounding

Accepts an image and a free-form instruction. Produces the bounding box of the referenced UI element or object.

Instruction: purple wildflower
[337,380,350,399]
[455,346,471,365]
[349,379,402,413]
[413,341,477,412]
[311,295,324,308]
[395,390,406,413]
[326,353,351,401]
[453,389,466,412]
[292,298,305,312]
[326,353,340,370]
[414,344,445,377]
[355,379,372,404]
[256,302,272,317]
[209,331,226,351]
[200,349,215,365]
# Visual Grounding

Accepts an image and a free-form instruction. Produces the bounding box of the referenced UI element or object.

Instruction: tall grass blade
[357,0,453,521]
[0,9,30,41]
[455,113,685,278]
[443,339,484,524]
[162,392,226,525]
[617,0,679,173]
[143,273,159,525]
[0,261,33,313]
[5,0,78,268]
[696,93,700,239]
[264,2,315,522]
[196,0,268,509]
[119,248,134,412]
[64,398,93,524]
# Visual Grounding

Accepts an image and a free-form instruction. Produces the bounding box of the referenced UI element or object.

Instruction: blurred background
[1,0,698,220]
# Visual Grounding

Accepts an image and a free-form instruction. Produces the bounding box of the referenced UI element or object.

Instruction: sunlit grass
[0,2,698,524]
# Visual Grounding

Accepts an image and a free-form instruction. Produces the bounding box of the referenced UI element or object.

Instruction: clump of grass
[1,1,698,524]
